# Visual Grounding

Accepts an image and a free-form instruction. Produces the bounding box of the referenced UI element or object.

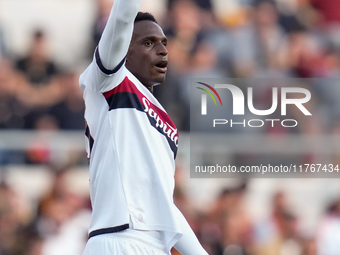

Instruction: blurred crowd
[1,0,340,254]
[153,0,340,132]
[0,166,91,255]
[175,179,340,255]
[0,0,340,132]
[0,29,84,131]
[1,165,340,255]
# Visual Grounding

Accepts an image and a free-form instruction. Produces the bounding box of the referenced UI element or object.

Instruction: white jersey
[80,51,182,251]
[79,1,208,254]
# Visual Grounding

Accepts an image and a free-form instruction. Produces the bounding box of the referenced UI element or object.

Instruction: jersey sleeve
[80,0,142,93]
[174,207,209,255]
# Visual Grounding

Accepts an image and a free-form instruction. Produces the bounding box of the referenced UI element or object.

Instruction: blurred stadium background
[1,0,340,254]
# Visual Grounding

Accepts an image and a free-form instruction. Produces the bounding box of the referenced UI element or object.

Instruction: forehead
[132,20,166,41]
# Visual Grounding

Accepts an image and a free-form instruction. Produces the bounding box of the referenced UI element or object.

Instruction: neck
[146,85,153,93]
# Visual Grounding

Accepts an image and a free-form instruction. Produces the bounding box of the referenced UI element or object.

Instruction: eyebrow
[140,35,168,43]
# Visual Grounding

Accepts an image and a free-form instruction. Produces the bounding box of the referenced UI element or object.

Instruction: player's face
[126,20,168,91]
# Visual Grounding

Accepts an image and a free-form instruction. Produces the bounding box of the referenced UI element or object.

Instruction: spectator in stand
[286,25,329,78]
[315,198,340,255]
[155,0,227,130]
[14,29,63,129]
[231,0,289,77]
[35,168,90,255]
[199,183,253,255]
[301,238,316,255]
[254,191,302,255]
[0,58,28,129]
[0,58,29,164]
[0,182,32,255]
[16,30,59,86]
[220,184,253,255]
[0,167,91,255]
[48,70,85,130]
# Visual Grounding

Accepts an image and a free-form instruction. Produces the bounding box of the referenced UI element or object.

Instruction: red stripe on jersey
[103,77,136,98]
[103,77,177,131]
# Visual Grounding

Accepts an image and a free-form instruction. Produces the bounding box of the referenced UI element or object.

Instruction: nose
[157,42,168,56]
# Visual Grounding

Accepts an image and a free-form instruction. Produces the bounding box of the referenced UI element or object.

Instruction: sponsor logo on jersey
[103,76,178,158]
[142,97,179,147]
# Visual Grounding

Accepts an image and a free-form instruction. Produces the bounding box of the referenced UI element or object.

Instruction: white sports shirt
[79,0,208,254]
[80,59,183,248]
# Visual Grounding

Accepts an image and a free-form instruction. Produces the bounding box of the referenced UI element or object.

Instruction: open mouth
[155,60,168,73]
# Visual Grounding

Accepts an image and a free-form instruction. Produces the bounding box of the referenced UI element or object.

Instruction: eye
[144,41,153,47]
[162,41,167,46]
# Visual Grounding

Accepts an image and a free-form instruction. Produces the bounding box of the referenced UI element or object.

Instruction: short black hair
[134,12,158,24]
[33,29,45,40]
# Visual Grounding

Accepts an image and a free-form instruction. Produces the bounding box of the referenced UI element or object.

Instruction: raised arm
[97,0,142,71]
